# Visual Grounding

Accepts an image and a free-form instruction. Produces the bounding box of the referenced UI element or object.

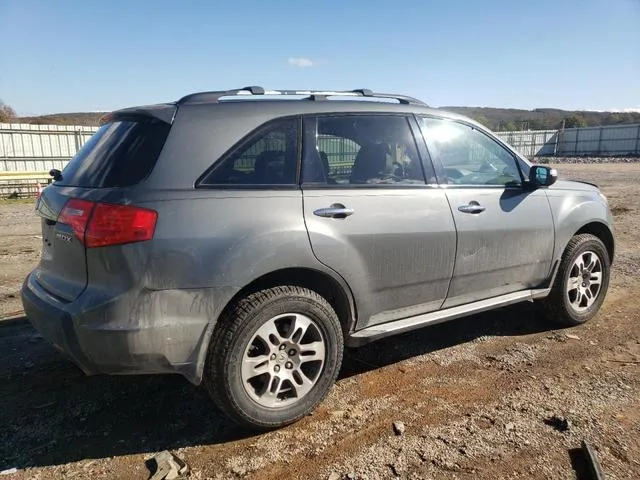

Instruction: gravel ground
[0,163,638,479]
[538,156,640,164]
[0,199,39,319]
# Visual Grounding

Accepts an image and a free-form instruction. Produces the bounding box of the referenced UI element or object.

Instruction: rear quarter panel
[139,190,316,290]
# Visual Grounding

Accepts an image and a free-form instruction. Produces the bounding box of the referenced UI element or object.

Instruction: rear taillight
[86,203,157,248]
[58,199,95,242]
[58,199,157,248]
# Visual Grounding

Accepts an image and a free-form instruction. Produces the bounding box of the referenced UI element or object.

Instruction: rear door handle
[458,202,485,214]
[313,204,354,219]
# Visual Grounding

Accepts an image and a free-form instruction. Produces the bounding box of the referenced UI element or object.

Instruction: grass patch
[611,206,631,216]
[0,197,37,205]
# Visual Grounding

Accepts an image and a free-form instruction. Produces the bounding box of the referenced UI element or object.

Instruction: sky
[1,0,639,115]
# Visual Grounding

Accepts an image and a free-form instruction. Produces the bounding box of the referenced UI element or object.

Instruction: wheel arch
[218,267,357,337]
[574,221,615,263]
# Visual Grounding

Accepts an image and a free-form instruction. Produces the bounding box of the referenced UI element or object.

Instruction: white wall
[497,124,640,157]
[0,123,98,172]
[1,122,639,177]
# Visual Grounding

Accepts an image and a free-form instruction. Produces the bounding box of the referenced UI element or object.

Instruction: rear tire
[204,286,343,430]
[541,234,610,326]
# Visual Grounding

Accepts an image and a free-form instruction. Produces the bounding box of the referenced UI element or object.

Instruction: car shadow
[0,302,556,470]
[340,301,554,378]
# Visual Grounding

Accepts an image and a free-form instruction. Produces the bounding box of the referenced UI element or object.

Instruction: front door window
[419,117,522,186]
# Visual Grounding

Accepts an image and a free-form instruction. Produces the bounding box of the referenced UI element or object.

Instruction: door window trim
[416,114,528,189]
[300,112,439,190]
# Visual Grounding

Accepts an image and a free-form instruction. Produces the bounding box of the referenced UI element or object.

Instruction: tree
[473,115,490,128]
[498,121,517,132]
[0,100,16,123]
[562,114,587,128]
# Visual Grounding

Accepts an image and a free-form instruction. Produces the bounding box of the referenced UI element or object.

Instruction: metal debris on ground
[565,334,581,340]
[582,440,606,480]
[148,450,189,480]
[0,468,18,475]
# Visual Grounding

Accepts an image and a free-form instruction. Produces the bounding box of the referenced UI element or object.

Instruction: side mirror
[529,165,557,187]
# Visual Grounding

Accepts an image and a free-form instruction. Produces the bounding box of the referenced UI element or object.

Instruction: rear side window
[56,119,170,188]
[199,118,299,186]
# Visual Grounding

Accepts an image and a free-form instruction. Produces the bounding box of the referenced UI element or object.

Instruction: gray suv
[22,87,614,429]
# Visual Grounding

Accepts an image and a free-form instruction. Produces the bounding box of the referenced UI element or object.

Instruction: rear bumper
[21,273,216,384]
[21,274,99,375]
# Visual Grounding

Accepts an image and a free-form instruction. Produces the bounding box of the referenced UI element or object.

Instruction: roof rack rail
[178,87,426,106]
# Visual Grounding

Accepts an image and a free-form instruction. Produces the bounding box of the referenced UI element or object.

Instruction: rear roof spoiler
[101,103,177,125]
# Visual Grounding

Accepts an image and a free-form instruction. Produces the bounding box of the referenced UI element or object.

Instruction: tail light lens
[58,199,157,248]
[58,199,95,242]
[86,203,157,248]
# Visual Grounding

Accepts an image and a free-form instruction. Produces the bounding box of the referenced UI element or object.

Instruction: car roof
[111,87,480,127]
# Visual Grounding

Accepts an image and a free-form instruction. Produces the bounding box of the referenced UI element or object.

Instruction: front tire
[204,286,343,430]
[541,234,610,326]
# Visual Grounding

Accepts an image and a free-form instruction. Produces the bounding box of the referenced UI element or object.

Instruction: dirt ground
[0,163,638,480]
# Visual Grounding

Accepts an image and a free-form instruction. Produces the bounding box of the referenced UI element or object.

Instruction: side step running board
[347,288,550,347]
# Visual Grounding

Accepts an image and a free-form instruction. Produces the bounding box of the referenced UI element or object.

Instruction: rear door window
[301,115,429,186]
[56,119,170,188]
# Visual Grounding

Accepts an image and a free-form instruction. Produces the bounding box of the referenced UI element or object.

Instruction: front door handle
[313,204,354,219]
[458,202,485,214]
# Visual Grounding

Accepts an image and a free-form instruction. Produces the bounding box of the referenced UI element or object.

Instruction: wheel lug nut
[279,345,286,351]
[270,353,276,360]
[285,362,293,369]
[288,349,296,356]
[274,365,280,372]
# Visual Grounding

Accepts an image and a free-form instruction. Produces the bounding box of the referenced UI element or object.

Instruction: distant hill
[440,107,640,131]
[15,112,107,126]
[14,107,640,131]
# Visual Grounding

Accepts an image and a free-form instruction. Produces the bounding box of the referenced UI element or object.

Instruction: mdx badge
[55,232,73,243]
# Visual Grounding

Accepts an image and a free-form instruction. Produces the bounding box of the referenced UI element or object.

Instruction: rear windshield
[55,119,171,187]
